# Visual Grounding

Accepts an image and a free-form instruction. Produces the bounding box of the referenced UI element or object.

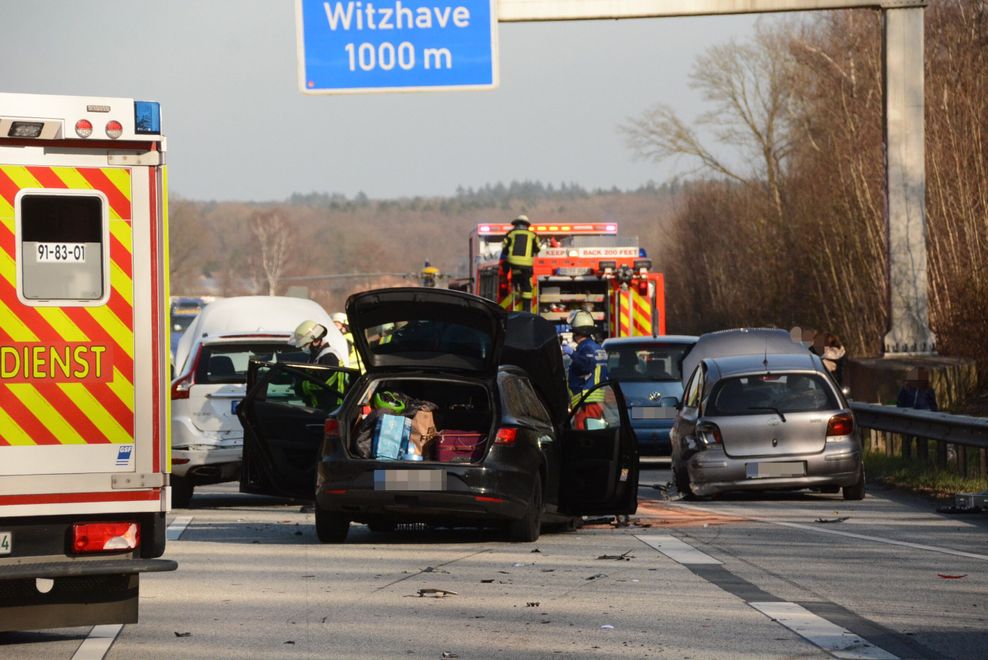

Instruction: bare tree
[622,21,797,224]
[248,211,293,296]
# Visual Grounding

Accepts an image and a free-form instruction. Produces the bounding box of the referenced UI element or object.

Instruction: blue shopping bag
[373,414,411,460]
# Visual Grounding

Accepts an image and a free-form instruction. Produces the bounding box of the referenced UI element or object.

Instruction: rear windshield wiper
[747,406,786,422]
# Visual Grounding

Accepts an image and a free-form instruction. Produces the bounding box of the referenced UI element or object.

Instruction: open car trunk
[346,377,494,464]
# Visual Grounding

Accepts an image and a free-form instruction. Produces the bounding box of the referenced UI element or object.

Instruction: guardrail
[850,402,988,478]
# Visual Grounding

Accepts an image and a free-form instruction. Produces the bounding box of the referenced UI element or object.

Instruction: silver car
[670,331,864,500]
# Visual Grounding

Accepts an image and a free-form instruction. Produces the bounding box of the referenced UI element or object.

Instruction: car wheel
[171,475,194,509]
[506,477,542,543]
[842,466,866,501]
[315,506,350,543]
[673,463,692,499]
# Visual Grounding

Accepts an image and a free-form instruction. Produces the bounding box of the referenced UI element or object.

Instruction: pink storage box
[435,430,486,463]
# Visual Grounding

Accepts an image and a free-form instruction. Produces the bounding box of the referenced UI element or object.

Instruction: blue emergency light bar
[134,101,160,135]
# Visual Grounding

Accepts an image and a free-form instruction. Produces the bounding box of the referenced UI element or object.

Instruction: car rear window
[195,342,301,385]
[365,320,492,362]
[706,373,838,415]
[606,343,691,382]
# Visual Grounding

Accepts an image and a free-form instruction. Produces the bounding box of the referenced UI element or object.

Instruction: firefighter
[567,310,608,429]
[290,320,347,408]
[420,260,440,288]
[500,215,542,311]
[331,312,363,373]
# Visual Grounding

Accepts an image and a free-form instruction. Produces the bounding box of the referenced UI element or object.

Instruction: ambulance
[0,92,176,631]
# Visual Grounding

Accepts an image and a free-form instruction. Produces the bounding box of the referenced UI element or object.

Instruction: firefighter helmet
[511,215,531,227]
[568,310,596,334]
[331,312,348,327]
[290,320,327,349]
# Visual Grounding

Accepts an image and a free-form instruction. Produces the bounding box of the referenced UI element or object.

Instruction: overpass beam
[882,5,933,355]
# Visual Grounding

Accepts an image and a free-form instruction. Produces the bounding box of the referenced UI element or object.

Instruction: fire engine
[467,222,665,338]
[0,92,176,631]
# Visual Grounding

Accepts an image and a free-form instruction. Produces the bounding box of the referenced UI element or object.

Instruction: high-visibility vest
[344,332,364,373]
[570,364,605,407]
[502,228,542,268]
[302,370,348,409]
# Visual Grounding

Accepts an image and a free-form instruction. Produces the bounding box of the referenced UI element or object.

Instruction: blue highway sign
[296,0,499,94]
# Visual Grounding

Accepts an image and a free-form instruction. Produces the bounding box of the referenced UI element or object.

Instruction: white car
[170,296,348,507]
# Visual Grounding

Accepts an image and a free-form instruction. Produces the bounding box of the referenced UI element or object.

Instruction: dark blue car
[603,336,697,456]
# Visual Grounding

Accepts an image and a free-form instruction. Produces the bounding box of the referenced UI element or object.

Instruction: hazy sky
[1,1,764,201]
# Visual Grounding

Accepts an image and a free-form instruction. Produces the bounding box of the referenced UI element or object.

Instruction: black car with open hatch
[237,287,638,543]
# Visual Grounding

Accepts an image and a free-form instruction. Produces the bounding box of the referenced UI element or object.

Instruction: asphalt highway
[3,460,986,659]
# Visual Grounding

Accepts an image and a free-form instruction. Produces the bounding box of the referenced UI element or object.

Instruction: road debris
[441,652,460,658]
[174,631,192,637]
[600,624,615,630]
[526,602,540,607]
[937,574,968,579]
[586,573,606,581]
[416,588,458,598]
[596,550,634,561]
[814,516,850,524]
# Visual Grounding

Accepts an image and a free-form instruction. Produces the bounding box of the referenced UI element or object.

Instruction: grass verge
[865,452,988,498]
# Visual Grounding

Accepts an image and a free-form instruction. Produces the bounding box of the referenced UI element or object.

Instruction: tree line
[168,1,986,374]
[624,1,986,370]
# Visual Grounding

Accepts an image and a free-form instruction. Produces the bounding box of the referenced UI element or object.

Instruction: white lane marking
[636,534,722,564]
[664,502,988,562]
[751,602,898,660]
[768,520,988,562]
[167,516,192,541]
[72,624,123,660]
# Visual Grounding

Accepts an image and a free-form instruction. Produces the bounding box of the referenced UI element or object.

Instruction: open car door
[239,361,357,500]
[559,382,639,516]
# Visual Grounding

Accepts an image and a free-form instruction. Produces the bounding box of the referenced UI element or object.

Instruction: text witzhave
[323,1,473,31]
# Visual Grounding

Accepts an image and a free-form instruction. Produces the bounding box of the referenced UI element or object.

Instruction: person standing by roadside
[821,333,846,385]
[332,312,363,373]
[290,320,347,408]
[500,215,542,312]
[567,310,608,428]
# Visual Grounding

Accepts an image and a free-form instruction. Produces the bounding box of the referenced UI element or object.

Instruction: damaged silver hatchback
[670,329,864,500]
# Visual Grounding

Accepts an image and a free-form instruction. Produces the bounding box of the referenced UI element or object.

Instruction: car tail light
[494,428,518,446]
[72,522,139,554]
[826,413,854,437]
[324,417,340,438]
[698,422,722,445]
[171,372,193,400]
[105,120,123,139]
[171,348,201,400]
[75,119,93,138]
[172,457,190,465]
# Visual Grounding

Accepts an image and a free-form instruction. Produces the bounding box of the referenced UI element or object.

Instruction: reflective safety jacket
[301,370,347,410]
[568,337,608,406]
[343,331,364,373]
[501,228,543,268]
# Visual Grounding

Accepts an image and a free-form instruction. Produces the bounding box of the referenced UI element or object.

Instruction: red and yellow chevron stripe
[631,288,652,336]
[0,165,134,446]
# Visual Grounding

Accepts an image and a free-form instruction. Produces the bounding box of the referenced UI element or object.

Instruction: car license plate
[374,469,446,491]
[745,461,806,479]
[0,531,11,555]
[631,406,677,420]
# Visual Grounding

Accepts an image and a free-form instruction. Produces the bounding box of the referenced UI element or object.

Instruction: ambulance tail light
[75,119,93,138]
[105,120,123,139]
[598,260,616,277]
[634,259,652,276]
[72,522,139,554]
